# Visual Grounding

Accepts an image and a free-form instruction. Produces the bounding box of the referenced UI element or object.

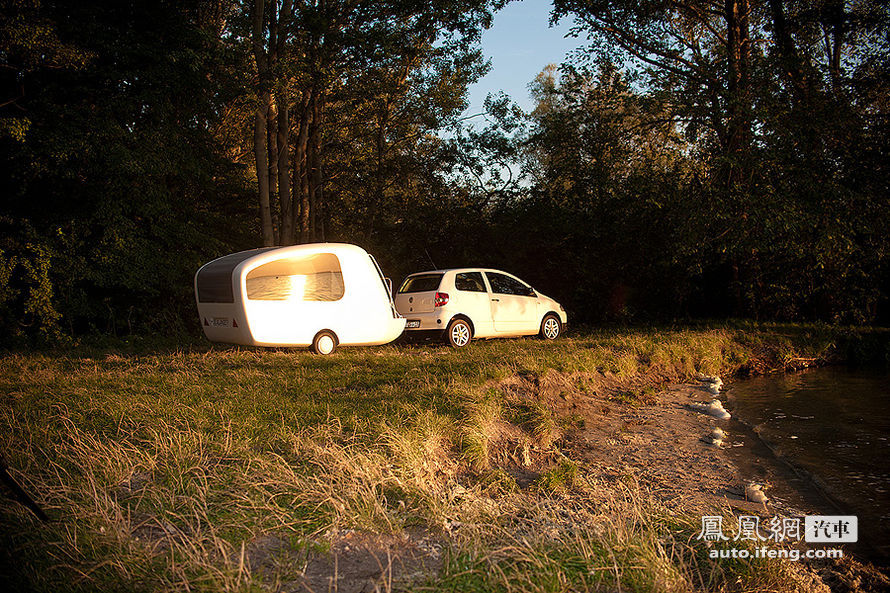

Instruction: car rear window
[398,273,443,293]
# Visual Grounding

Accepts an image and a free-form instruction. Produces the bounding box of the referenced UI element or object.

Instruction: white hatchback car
[394,268,567,347]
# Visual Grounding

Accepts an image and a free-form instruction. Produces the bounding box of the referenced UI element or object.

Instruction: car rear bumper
[402,311,448,331]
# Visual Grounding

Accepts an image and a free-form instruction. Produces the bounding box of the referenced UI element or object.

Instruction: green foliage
[0,0,256,344]
[0,117,31,141]
[1,0,889,341]
[525,0,890,324]
[0,220,64,344]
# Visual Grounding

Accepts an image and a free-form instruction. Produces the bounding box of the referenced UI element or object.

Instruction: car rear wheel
[446,318,472,348]
[539,314,562,340]
[311,330,338,355]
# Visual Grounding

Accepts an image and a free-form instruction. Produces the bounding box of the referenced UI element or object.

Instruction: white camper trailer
[194,243,405,354]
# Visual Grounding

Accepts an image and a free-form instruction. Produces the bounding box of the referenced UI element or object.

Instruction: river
[727,366,890,564]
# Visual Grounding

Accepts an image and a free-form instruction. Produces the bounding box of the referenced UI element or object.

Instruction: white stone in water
[689,400,731,420]
[709,401,731,419]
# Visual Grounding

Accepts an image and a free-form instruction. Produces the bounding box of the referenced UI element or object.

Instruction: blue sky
[465,0,583,115]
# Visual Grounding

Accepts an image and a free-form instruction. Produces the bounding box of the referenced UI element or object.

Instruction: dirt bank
[498,370,799,514]
[498,369,890,593]
[276,372,890,592]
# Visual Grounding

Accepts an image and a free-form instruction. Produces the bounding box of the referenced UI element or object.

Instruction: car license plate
[211,317,230,327]
[406,320,421,329]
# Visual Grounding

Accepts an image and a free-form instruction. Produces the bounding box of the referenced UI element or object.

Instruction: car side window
[455,272,486,293]
[486,272,534,297]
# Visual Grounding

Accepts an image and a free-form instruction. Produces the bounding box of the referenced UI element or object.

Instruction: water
[727,367,890,563]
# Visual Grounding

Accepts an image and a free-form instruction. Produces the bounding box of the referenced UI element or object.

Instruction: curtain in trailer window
[246,253,345,301]
[303,270,345,301]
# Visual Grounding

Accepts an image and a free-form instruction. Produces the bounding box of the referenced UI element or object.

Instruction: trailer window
[246,253,345,301]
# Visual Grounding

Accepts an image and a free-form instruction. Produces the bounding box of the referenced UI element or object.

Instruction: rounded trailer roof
[234,243,372,269]
[195,243,373,304]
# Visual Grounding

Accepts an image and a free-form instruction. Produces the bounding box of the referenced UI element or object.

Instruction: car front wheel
[446,318,472,348]
[539,314,562,340]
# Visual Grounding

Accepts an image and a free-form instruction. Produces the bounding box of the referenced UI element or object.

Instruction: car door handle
[491,298,500,302]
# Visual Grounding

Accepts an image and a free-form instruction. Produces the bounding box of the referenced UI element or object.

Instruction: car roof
[405,268,507,276]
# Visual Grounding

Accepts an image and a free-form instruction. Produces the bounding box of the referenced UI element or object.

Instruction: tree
[0,0,255,342]
[517,64,702,320]
[550,0,890,321]
[236,0,503,246]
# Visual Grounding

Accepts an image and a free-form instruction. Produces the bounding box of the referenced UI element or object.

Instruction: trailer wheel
[311,330,338,355]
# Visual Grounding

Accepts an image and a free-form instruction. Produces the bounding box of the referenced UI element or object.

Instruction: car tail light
[434,292,449,307]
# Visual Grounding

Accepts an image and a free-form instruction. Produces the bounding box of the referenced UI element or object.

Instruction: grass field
[0,324,880,592]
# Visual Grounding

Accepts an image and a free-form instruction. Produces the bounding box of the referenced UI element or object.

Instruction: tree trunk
[291,131,303,242]
[316,160,325,241]
[294,90,312,243]
[367,100,390,241]
[308,91,324,242]
[253,90,274,247]
[768,0,807,101]
[276,91,293,245]
[299,147,311,243]
[308,140,317,242]
[311,93,325,242]
[823,0,845,92]
[267,98,280,244]
[251,0,274,246]
[725,0,756,317]
[724,0,751,190]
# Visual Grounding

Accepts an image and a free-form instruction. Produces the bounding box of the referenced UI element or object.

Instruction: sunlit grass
[0,323,872,591]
